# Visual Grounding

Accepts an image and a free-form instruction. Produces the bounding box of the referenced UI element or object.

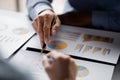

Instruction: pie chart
[48,40,67,50]
[77,65,89,78]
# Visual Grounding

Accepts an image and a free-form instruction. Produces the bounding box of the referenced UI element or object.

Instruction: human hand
[42,51,77,80]
[32,10,61,47]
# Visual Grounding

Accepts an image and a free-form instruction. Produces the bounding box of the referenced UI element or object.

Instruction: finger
[51,17,61,35]
[42,55,51,68]
[46,50,62,59]
[37,16,44,47]
[46,50,69,60]
[32,19,38,32]
[43,14,53,43]
[46,50,57,58]
[69,58,77,77]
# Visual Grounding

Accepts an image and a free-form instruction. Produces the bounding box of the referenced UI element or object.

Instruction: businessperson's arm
[27,0,61,47]
[58,0,120,32]
[58,11,120,32]
[27,0,53,20]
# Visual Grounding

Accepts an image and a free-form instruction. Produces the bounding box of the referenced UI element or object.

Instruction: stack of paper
[0,10,35,58]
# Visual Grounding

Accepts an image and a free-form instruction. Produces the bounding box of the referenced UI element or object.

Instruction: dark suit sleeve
[27,0,53,20]
[92,1,120,31]
[0,59,30,80]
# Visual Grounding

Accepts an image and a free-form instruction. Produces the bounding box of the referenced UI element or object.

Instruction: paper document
[0,10,35,58]
[27,25,120,64]
[10,25,120,80]
[10,49,114,80]
[22,25,120,80]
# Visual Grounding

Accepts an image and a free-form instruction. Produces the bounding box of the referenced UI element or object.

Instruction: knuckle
[38,15,42,18]
[45,67,51,71]
[57,55,70,61]
[45,14,49,17]
[40,39,44,43]
[57,56,63,60]
[37,28,41,33]
[43,27,50,31]
[65,56,71,61]
[43,27,46,30]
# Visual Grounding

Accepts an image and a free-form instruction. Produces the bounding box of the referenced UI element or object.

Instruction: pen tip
[42,43,46,49]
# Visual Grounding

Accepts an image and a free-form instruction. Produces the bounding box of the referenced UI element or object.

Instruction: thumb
[42,55,51,68]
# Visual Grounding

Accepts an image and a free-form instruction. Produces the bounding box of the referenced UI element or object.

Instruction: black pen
[41,43,46,53]
[40,16,56,53]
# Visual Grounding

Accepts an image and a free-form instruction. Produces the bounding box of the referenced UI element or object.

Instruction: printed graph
[48,40,67,50]
[82,34,113,43]
[77,65,89,78]
[74,44,111,56]
[56,29,81,41]
[92,47,102,54]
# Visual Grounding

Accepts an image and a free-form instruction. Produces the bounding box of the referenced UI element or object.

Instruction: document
[27,25,120,64]
[10,49,114,80]
[0,10,35,58]
[10,25,120,80]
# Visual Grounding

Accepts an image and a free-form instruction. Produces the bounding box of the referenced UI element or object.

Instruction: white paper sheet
[27,25,120,64]
[9,49,114,80]
[0,10,35,58]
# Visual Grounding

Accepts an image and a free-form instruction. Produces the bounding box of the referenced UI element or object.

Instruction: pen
[41,43,46,53]
[40,16,56,53]
[26,47,115,66]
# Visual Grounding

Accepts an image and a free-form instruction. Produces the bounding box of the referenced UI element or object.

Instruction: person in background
[27,0,120,47]
[0,51,77,80]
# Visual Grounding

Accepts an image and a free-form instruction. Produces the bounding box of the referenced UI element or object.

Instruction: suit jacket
[27,0,120,31]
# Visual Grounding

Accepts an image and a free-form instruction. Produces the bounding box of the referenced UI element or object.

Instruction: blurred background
[0,0,69,14]
[0,0,27,13]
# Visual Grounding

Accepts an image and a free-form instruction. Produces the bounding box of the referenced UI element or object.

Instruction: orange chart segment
[77,65,89,78]
[48,40,67,50]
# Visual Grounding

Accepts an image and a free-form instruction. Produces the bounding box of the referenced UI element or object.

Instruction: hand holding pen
[42,51,77,80]
[32,10,61,49]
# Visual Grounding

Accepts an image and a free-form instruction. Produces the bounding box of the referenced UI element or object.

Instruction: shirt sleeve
[27,0,53,20]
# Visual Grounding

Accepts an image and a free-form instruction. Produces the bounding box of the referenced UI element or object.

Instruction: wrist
[38,9,54,15]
